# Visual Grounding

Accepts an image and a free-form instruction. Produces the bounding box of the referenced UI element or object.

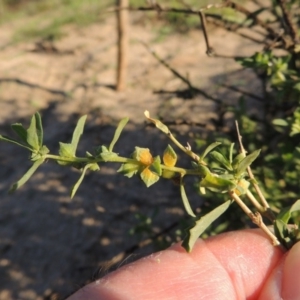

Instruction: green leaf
[276,200,300,224]
[273,219,296,250]
[58,115,87,162]
[11,124,28,144]
[70,115,87,155]
[149,155,162,176]
[272,119,289,126]
[140,167,159,187]
[229,143,235,164]
[70,163,95,198]
[232,153,245,169]
[26,113,40,150]
[210,151,233,171]
[117,163,140,178]
[100,151,119,162]
[34,112,43,148]
[9,158,44,192]
[59,142,74,158]
[39,145,50,155]
[109,117,129,152]
[199,142,222,161]
[0,135,33,151]
[194,164,210,177]
[236,149,261,177]
[144,111,169,134]
[200,172,236,193]
[180,176,196,217]
[89,162,100,172]
[182,200,232,252]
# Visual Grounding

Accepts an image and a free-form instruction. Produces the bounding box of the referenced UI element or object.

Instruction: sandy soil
[0,8,264,300]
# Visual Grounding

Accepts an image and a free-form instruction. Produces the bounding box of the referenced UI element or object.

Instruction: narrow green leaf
[180,176,196,217]
[195,164,210,177]
[200,173,236,193]
[272,119,289,126]
[34,112,43,148]
[26,114,39,150]
[86,151,93,158]
[9,158,44,192]
[182,200,232,252]
[109,117,129,152]
[232,153,245,169]
[210,151,233,171]
[236,149,261,177]
[70,163,91,199]
[199,142,222,161]
[274,219,294,250]
[144,110,169,134]
[276,200,300,224]
[70,115,87,155]
[149,156,162,176]
[229,143,235,164]
[11,124,28,143]
[117,163,139,178]
[0,135,33,151]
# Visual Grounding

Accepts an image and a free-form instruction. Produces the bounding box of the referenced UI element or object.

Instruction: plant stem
[246,190,264,212]
[229,191,280,246]
[235,121,271,210]
[45,154,202,176]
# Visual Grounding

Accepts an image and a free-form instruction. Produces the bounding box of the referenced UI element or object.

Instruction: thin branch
[0,78,69,97]
[139,40,223,104]
[235,121,272,212]
[229,191,279,245]
[116,0,129,91]
[107,1,293,51]
[198,11,215,56]
[219,83,264,102]
[225,0,279,39]
[277,0,298,43]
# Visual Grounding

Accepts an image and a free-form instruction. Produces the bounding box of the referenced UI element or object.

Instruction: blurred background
[0,0,299,299]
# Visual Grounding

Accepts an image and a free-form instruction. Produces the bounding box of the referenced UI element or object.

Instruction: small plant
[1,110,300,252]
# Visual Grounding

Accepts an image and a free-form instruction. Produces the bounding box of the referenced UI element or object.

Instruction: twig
[110,1,292,50]
[235,121,272,212]
[229,191,280,245]
[139,40,223,104]
[198,11,215,56]
[219,83,264,102]
[245,189,264,212]
[0,78,69,97]
[116,0,129,91]
[225,1,279,39]
[277,0,299,43]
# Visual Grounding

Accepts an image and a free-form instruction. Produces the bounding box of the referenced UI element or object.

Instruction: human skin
[67,229,300,300]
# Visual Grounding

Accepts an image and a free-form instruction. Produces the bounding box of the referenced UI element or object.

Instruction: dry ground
[0,8,263,300]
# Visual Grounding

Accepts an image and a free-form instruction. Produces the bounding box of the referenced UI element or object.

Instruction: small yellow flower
[132,147,160,187]
[133,148,153,166]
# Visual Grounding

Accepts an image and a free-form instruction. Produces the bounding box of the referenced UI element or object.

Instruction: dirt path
[0,11,263,300]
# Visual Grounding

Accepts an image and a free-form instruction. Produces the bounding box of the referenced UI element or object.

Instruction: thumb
[258,241,300,299]
[283,242,300,298]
